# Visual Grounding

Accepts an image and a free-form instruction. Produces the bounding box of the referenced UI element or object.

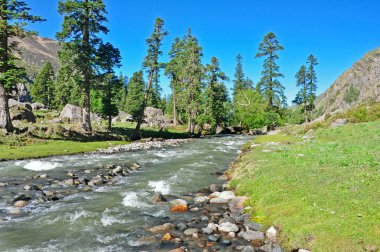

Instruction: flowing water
[0,135,251,251]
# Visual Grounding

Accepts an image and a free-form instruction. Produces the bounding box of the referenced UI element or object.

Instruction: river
[0,135,251,251]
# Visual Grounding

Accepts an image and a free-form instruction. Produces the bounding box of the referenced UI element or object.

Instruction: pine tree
[293,65,308,122]
[232,54,253,100]
[97,42,122,130]
[255,32,285,109]
[124,71,145,121]
[31,62,55,108]
[306,54,318,114]
[0,0,43,133]
[57,0,109,132]
[132,17,168,140]
[183,28,204,134]
[203,57,228,132]
[165,37,186,126]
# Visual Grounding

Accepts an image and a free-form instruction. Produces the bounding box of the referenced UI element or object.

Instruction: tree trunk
[173,87,177,126]
[81,0,92,132]
[0,0,13,133]
[82,86,92,132]
[0,85,13,133]
[108,114,112,131]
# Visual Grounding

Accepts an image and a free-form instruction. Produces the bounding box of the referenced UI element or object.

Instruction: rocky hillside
[316,47,380,114]
[11,36,59,81]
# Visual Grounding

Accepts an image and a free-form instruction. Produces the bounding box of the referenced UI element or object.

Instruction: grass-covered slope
[229,121,380,251]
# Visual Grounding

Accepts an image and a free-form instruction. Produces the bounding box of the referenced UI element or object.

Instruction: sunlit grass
[230,121,380,251]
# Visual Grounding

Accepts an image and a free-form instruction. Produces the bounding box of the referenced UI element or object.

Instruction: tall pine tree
[124,71,145,121]
[132,17,168,140]
[255,32,285,109]
[293,65,308,122]
[232,54,253,100]
[306,54,318,113]
[57,0,109,132]
[31,62,55,108]
[97,42,122,130]
[203,57,228,132]
[0,0,43,133]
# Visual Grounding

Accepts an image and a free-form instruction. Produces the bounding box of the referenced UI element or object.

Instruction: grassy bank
[229,121,380,251]
[0,120,189,161]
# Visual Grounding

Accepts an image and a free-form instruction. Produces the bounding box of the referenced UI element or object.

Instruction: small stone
[43,191,54,196]
[229,196,248,213]
[238,230,265,246]
[201,216,209,222]
[184,228,199,236]
[176,223,187,231]
[64,179,75,185]
[67,172,75,177]
[202,227,214,235]
[130,162,140,170]
[265,226,278,242]
[190,207,199,211]
[192,232,200,239]
[219,191,235,200]
[207,223,218,231]
[194,196,210,204]
[162,232,172,241]
[221,240,231,246]
[170,199,188,212]
[13,200,28,207]
[169,248,184,252]
[84,170,91,174]
[210,197,229,204]
[208,192,221,199]
[227,232,236,238]
[0,182,8,187]
[244,221,262,231]
[148,223,173,233]
[152,193,167,203]
[112,166,123,174]
[218,222,239,233]
[207,235,220,242]
[23,184,40,191]
[39,174,48,179]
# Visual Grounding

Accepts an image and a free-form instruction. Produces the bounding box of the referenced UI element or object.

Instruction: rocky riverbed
[141,181,286,252]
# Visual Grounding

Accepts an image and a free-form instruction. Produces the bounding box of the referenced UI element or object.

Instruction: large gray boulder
[143,107,171,128]
[59,104,83,123]
[112,111,133,123]
[31,102,47,111]
[58,104,101,124]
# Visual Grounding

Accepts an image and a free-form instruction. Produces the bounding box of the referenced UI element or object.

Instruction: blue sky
[26,0,380,102]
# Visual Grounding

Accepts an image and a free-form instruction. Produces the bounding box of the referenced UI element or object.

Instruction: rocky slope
[10,36,59,80]
[316,47,380,114]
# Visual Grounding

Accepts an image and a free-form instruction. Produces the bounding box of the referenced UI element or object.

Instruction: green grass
[229,121,380,251]
[0,119,189,161]
[0,140,129,161]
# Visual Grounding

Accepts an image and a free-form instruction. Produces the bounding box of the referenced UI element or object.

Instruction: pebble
[13,200,28,207]
[202,227,214,235]
[176,223,187,231]
[184,228,199,236]
[266,226,278,242]
[207,235,220,242]
[148,223,173,233]
[218,222,239,233]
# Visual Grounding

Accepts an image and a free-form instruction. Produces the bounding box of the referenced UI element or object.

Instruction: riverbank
[0,122,190,161]
[228,121,380,251]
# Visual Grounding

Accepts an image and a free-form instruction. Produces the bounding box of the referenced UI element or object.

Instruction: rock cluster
[144,185,288,252]
[96,138,190,154]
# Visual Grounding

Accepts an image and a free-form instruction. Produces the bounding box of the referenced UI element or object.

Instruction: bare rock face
[11,83,32,103]
[144,107,172,128]
[316,47,380,114]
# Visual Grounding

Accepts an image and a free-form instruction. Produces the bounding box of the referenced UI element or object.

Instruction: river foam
[18,160,63,171]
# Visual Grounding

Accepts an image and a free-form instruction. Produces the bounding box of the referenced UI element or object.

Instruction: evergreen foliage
[124,71,145,121]
[31,62,55,108]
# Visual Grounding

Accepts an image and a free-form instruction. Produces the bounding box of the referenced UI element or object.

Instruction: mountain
[316,47,380,114]
[11,36,59,81]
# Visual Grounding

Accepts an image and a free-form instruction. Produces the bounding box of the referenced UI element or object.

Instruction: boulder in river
[152,193,167,203]
[238,230,265,246]
[148,223,174,233]
[13,200,29,208]
[170,199,188,212]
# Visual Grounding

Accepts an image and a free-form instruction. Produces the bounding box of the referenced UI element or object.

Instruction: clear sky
[26,0,380,102]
